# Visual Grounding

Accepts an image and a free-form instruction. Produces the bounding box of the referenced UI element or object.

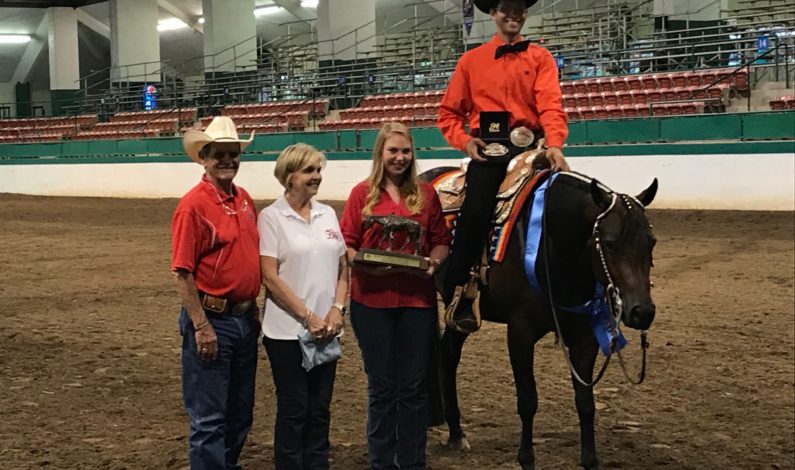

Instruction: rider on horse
[438,0,570,333]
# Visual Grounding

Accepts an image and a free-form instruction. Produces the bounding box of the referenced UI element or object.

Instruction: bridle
[542,180,650,387]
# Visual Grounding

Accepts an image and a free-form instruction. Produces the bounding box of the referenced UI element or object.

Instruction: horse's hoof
[443,436,470,451]
[520,463,535,470]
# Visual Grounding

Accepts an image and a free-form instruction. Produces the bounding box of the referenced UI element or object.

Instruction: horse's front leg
[569,335,600,470]
[507,317,539,470]
[439,327,470,451]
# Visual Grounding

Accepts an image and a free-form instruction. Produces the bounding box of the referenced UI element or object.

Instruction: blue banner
[463,0,474,36]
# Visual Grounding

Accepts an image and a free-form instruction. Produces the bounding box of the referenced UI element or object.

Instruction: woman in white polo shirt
[258,143,348,469]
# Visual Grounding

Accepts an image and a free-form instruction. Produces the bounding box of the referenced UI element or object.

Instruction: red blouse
[340,180,452,308]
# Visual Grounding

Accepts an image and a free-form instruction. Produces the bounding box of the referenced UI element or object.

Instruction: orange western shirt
[438,34,568,150]
[171,175,261,302]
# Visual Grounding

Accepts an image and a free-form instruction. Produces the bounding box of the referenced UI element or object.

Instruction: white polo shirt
[258,196,346,340]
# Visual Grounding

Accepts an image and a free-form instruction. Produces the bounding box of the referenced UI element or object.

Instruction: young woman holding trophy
[340,122,451,469]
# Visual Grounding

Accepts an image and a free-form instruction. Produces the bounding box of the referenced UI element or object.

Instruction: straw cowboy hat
[182,116,254,163]
[474,0,538,13]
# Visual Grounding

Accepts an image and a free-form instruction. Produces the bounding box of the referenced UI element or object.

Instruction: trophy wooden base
[354,248,429,271]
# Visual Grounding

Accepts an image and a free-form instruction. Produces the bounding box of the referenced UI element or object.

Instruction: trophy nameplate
[355,248,430,270]
[354,214,429,271]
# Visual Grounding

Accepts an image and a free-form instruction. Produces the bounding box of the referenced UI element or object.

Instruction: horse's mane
[553,171,613,197]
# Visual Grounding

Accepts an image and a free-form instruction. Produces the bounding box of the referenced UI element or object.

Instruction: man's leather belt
[199,292,255,316]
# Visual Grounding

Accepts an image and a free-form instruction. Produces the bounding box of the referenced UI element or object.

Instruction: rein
[541,178,648,387]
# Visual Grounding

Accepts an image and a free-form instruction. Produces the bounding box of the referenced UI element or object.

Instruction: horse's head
[590,178,658,331]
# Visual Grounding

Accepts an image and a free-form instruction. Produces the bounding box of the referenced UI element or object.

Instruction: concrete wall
[1,153,793,210]
[0,83,14,113]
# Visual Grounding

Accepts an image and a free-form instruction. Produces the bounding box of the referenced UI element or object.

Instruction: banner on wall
[463,0,474,36]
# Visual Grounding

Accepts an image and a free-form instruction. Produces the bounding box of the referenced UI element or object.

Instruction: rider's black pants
[441,152,514,303]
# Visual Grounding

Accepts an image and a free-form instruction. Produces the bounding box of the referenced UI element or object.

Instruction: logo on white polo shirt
[325,229,342,242]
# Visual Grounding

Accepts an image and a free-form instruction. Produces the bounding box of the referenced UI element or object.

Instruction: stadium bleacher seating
[318,68,744,129]
[319,90,442,130]
[76,108,196,140]
[0,66,768,142]
[212,99,330,134]
[0,115,96,143]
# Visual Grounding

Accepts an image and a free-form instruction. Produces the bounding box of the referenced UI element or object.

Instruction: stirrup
[444,273,482,334]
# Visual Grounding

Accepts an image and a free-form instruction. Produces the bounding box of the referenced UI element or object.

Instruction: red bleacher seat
[686,73,703,87]
[641,75,657,90]
[611,77,629,92]
[588,92,604,107]
[597,77,614,93]
[630,90,648,105]
[770,95,795,110]
[575,93,591,107]
[584,79,601,93]
[662,89,679,102]
[560,80,575,95]
[565,107,580,121]
[617,91,633,106]
[620,104,638,118]
[574,80,589,94]
[655,73,673,89]
[578,107,595,120]
[601,91,619,107]
[608,105,624,119]
[668,73,688,89]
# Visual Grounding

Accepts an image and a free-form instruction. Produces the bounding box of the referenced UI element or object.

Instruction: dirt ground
[0,193,793,470]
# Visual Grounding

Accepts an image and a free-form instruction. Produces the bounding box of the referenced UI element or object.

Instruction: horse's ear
[590,179,611,210]
[636,178,658,207]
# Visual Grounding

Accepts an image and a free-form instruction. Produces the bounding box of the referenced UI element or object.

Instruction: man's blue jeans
[180,308,259,470]
[349,300,436,470]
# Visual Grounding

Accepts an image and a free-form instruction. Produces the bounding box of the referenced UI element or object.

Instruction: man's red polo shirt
[171,176,261,302]
[438,34,569,151]
[340,180,452,309]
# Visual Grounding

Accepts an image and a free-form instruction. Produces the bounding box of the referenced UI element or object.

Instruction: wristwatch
[332,302,347,316]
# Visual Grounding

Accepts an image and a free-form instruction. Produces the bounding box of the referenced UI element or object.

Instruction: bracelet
[301,308,312,329]
[194,320,209,331]
[429,258,442,268]
[332,302,347,316]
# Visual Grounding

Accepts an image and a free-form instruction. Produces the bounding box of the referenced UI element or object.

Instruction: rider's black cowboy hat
[474,0,539,14]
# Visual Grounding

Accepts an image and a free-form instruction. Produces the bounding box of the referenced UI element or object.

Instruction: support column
[202,0,256,74]
[48,7,80,116]
[110,0,160,84]
[317,0,375,61]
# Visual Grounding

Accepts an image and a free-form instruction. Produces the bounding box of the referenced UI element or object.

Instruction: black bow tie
[495,40,530,59]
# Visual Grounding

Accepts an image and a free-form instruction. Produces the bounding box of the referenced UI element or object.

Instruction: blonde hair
[274,143,327,189]
[363,122,423,215]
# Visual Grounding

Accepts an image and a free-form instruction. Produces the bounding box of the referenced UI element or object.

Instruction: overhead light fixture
[254,5,282,16]
[0,34,31,44]
[301,0,319,7]
[157,18,188,32]
[198,17,205,24]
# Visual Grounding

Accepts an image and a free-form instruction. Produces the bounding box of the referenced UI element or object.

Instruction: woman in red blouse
[340,122,451,469]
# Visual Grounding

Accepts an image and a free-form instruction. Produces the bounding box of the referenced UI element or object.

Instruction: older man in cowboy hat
[438,0,570,333]
[172,116,261,469]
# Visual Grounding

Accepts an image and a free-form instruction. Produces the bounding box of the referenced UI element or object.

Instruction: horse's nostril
[629,304,656,329]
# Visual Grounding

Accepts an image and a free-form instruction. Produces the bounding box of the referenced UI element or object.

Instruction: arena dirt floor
[0,193,793,470]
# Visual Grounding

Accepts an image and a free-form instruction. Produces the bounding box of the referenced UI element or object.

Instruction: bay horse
[421,165,658,470]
